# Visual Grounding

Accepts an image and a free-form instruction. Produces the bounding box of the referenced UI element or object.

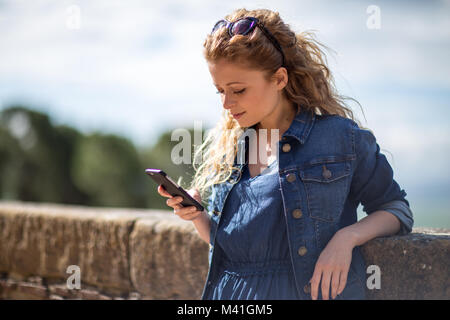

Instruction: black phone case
[145,169,204,212]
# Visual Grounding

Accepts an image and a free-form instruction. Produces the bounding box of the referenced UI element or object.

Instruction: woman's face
[208,59,285,128]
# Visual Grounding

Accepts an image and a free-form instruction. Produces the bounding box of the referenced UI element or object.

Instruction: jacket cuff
[375,199,414,235]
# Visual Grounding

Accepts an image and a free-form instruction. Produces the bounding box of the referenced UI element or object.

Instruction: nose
[222,93,236,110]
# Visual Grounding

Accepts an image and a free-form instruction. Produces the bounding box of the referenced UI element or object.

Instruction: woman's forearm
[340,210,402,247]
[192,210,211,244]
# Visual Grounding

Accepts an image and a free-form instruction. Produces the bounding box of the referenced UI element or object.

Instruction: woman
[158,8,413,300]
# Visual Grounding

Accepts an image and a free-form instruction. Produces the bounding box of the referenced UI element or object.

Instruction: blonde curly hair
[188,8,366,203]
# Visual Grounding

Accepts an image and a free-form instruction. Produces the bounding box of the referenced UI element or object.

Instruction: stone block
[361,227,450,299]
[129,216,209,299]
[0,201,151,294]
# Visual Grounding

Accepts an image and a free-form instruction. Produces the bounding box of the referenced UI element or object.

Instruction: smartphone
[145,168,204,212]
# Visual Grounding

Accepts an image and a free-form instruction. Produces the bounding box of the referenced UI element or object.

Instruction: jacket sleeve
[348,122,414,235]
[375,200,414,235]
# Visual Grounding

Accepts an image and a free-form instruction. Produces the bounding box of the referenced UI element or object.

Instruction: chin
[234,118,249,127]
[240,121,258,130]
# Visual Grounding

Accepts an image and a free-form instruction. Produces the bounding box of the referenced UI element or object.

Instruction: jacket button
[282,143,291,152]
[292,209,303,219]
[298,246,307,256]
[304,283,311,294]
[286,173,296,182]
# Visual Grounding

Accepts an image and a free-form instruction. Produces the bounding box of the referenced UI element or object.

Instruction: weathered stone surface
[0,201,448,300]
[15,282,49,299]
[361,227,450,299]
[0,278,48,300]
[129,216,209,299]
[0,201,152,295]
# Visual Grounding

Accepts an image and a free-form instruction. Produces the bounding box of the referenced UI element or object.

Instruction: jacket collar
[280,108,316,144]
[240,107,316,150]
[227,108,315,183]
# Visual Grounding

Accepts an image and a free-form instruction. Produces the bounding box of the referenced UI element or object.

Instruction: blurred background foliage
[0,104,201,210]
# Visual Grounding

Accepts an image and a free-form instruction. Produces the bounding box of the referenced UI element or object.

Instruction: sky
[0,0,449,226]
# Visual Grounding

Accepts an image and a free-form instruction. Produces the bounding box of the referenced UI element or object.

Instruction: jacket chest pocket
[299,160,351,222]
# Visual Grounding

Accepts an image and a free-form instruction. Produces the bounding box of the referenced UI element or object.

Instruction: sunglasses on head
[210,17,286,68]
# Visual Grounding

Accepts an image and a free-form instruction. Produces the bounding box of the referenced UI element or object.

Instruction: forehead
[208,59,264,86]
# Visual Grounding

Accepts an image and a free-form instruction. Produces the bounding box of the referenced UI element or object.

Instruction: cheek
[246,89,267,109]
[248,88,275,112]
[242,95,259,115]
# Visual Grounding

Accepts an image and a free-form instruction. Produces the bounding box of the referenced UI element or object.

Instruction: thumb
[188,188,202,203]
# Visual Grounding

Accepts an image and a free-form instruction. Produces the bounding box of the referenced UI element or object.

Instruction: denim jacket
[201,109,413,300]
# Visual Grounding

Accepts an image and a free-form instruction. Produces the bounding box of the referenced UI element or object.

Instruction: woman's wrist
[336,226,360,248]
[191,209,211,244]
[192,209,208,223]
[338,210,403,248]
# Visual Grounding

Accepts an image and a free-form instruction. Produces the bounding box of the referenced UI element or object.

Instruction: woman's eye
[216,89,246,95]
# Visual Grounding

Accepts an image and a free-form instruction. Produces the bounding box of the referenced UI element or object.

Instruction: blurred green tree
[0,104,204,210]
[71,132,147,207]
[0,105,89,203]
[0,124,23,199]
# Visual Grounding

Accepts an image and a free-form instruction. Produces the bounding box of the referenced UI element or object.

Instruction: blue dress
[207,158,302,300]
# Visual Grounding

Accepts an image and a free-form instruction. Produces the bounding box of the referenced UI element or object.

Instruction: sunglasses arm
[256,22,286,66]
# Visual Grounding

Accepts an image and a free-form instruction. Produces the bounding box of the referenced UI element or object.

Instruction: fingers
[331,271,341,299]
[165,195,184,209]
[337,269,348,296]
[157,185,202,221]
[157,185,182,209]
[157,185,172,198]
[170,197,201,220]
[174,206,203,221]
[320,271,332,300]
[310,269,322,300]
[161,192,201,220]
[187,188,202,203]
[311,268,344,300]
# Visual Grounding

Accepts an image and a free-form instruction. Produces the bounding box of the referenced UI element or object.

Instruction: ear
[272,67,288,90]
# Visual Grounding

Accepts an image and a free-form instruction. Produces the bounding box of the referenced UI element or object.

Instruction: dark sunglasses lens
[231,19,255,35]
[212,20,227,33]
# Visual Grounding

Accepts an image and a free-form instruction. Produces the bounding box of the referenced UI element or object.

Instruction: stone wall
[0,201,448,300]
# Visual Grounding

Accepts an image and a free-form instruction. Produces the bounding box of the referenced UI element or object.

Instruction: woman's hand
[157,185,205,221]
[309,229,356,300]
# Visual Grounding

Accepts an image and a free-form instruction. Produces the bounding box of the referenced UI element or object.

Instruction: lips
[232,111,245,117]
